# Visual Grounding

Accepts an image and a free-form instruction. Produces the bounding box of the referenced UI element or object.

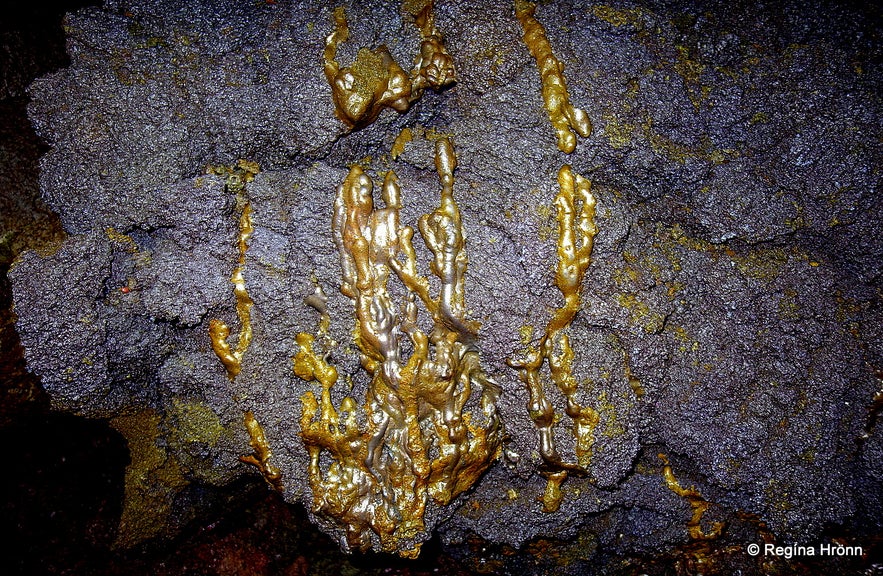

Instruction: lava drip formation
[207,161,285,490]
[208,161,259,379]
[515,0,592,153]
[294,137,502,556]
[508,165,599,512]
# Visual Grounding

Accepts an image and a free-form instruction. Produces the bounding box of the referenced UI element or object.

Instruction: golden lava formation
[294,138,502,556]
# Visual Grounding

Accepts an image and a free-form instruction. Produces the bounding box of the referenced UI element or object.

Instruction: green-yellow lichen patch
[777,288,801,321]
[105,227,138,253]
[515,0,592,153]
[110,409,189,549]
[673,44,709,109]
[509,165,599,509]
[592,5,646,29]
[616,292,665,333]
[732,247,789,281]
[295,138,501,556]
[750,111,769,125]
[602,113,636,149]
[168,398,224,446]
[642,119,737,165]
[164,399,238,486]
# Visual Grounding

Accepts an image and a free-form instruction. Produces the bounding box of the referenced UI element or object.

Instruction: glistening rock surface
[10,0,882,570]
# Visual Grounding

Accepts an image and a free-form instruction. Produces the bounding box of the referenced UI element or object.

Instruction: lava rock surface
[9,0,882,570]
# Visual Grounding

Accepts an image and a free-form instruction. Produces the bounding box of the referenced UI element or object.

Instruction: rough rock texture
[9,0,882,570]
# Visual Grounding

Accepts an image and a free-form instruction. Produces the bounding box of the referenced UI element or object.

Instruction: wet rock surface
[8,0,883,571]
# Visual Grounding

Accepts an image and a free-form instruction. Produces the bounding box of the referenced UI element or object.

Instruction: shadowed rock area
[8,0,883,572]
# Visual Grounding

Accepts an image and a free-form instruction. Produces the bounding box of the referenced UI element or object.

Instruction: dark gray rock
[10,0,882,568]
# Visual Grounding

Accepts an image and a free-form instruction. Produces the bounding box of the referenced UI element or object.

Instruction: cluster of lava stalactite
[294,138,502,556]
[207,0,607,555]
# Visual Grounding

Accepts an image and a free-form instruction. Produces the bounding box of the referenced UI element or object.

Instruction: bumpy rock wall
[9,0,882,569]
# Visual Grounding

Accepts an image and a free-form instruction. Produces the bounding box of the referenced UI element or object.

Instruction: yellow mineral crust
[515,0,592,153]
[323,5,455,129]
[509,165,598,510]
[296,137,501,556]
[240,410,283,490]
[209,202,255,379]
[659,453,725,540]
